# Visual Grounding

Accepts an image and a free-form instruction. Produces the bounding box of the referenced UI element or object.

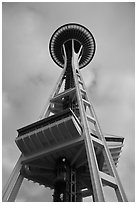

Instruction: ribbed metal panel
[16,112,82,156]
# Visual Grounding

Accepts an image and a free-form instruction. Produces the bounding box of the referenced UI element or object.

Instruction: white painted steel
[2,156,24,202]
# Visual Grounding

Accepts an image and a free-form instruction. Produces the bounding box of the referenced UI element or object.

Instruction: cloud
[2,92,11,118]
[2,145,16,171]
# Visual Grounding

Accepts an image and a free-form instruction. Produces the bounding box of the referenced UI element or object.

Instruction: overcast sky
[2,2,135,202]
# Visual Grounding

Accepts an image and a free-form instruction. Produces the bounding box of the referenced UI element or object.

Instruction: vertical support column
[70,168,76,202]
[2,155,24,202]
[6,173,24,202]
[71,39,105,202]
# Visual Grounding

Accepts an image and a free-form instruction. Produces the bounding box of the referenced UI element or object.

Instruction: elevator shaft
[53,158,79,202]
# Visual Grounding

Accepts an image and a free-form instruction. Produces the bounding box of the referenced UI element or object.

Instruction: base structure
[3,24,128,202]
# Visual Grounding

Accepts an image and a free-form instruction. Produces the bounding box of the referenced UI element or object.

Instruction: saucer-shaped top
[49,23,96,69]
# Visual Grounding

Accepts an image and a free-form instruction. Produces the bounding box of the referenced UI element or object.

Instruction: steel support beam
[71,39,105,201]
[6,174,24,202]
[2,156,24,202]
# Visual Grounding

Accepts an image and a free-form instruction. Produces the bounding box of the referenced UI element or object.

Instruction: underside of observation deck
[16,109,124,198]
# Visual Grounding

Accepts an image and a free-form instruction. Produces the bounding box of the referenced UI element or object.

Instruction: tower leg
[2,155,24,202]
[6,173,24,202]
[71,40,105,202]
